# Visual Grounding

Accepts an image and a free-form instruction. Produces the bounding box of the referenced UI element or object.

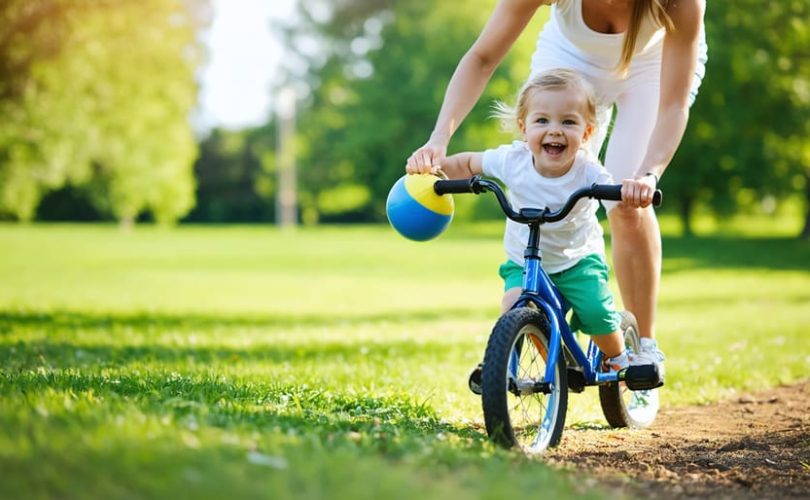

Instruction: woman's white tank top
[533,0,665,73]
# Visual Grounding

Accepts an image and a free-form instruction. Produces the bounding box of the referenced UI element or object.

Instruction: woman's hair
[620,0,674,75]
[492,68,597,132]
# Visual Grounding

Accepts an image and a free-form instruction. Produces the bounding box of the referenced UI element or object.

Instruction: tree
[0,0,209,225]
[184,126,276,223]
[278,0,546,223]
[668,1,810,236]
[282,1,810,234]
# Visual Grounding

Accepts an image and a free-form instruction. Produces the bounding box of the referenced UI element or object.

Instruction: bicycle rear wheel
[598,311,660,428]
[481,307,567,453]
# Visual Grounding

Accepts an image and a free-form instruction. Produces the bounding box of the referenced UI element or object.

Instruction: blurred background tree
[183,125,276,223]
[272,0,809,234]
[0,0,208,225]
[271,0,546,224]
[668,0,810,236]
[1,1,808,237]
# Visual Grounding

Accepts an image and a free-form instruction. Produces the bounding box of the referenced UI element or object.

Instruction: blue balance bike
[434,176,664,454]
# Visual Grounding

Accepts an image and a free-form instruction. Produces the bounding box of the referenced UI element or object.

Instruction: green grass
[1,220,808,499]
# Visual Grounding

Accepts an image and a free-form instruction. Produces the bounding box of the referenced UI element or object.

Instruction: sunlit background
[1,2,809,498]
[197,0,296,131]
[0,0,807,234]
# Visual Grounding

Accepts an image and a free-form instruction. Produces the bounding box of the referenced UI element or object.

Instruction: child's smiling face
[518,86,594,178]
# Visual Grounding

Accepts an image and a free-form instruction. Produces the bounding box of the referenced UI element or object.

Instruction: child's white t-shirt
[481,141,612,274]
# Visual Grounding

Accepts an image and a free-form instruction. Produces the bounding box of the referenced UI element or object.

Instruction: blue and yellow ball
[386,174,454,241]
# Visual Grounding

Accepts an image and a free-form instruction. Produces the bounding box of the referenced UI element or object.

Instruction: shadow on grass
[1,369,486,448]
[0,337,467,369]
[0,307,491,333]
[659,235,810,274]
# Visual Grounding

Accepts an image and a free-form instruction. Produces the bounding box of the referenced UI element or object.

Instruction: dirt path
[545,381,810,499]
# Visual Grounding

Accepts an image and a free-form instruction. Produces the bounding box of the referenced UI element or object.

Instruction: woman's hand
[405,1,546,175]
[405,138,448,175]
[620,174,658,208]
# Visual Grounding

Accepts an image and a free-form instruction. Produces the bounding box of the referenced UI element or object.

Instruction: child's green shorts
[498,254,620,335]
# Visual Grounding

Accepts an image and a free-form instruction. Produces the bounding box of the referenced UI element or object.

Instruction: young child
[406,68,662,389]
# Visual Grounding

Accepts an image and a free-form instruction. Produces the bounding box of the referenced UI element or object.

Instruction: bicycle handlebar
[434,175,662,224]
[431,177,480,195]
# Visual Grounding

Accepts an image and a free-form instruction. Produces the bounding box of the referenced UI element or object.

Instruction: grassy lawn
[1,220,808,499]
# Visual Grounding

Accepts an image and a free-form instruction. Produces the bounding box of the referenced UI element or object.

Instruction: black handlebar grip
[591,184,663,208]
[434,178,475,195]
[652,189,663,207]
[590,184,623,201]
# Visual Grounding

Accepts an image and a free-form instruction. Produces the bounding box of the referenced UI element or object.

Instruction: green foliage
[0,221,808,497]
[280,0,546,223]
[185,127,276,223]
[5,1,809,229]
[317,183,371,215]
[276,1,809,231]
[0,0,208,223]
[669,1,810,232]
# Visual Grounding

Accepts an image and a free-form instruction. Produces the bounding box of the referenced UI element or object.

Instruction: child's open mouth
[543,143,567,156]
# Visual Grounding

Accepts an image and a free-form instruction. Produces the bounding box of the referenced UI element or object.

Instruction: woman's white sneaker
[631,338,666,379]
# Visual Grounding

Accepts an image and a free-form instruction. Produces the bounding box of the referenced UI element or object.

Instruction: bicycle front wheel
[598,311,660,428]
[481,307,567,453]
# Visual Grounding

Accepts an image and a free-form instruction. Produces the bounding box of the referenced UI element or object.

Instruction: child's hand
[405,138,447,175]
[620,175,657,208]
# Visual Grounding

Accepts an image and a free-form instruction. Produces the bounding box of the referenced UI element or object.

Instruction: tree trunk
[119,215,134,233]
[679,195,693,237]
[801,172,810,240]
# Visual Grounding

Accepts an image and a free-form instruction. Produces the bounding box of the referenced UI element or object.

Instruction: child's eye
[563,119,577,125]
[536,117,548,124]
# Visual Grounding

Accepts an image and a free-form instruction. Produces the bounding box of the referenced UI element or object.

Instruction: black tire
[481,307,568,453]
[598,311,660,428]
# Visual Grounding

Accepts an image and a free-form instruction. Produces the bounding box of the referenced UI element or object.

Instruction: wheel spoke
[483,309,566,453]
[509,330,554,448]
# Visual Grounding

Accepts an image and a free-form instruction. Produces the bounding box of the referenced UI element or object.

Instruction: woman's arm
[624,0,705,207]
[406,0,548,173]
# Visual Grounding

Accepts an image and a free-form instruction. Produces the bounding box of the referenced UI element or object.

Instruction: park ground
[0,218,808,499]
[547,381,809,499]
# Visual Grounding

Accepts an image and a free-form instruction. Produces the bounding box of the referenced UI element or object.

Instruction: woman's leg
[603,81,661,340]
[608,206,661,339]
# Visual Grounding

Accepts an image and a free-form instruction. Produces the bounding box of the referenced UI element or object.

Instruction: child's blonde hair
[493,68,597,133]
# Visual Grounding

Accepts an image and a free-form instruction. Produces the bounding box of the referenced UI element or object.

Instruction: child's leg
[498,261,524,314]
[547,255,627,362]
[501,287,522,314]
[589,330,624,359]
[591,329,632,371]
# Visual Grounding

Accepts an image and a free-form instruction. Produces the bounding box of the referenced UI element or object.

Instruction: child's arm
[439,152,484,179]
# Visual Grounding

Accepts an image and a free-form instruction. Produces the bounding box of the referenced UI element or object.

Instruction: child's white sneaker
[602,350,630,372]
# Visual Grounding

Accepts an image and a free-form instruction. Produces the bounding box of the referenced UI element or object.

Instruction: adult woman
[406,0,708,372]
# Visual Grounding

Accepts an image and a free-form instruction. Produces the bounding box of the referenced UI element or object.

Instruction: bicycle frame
[433,175,659,389]
[511,221,620,387]
[430,175,664,449]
